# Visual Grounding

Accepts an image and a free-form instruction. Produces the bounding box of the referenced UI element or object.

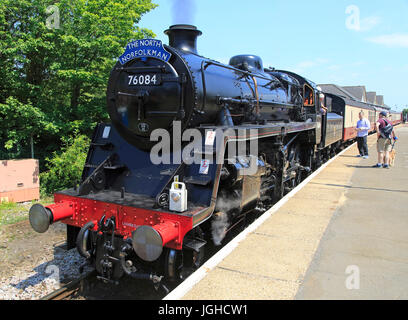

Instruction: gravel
[0,246,94,300]
[0,220,95,300]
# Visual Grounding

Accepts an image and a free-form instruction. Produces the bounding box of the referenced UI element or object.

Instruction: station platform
[175,124,408,300]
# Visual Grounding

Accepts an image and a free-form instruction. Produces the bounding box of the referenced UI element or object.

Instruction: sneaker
[383,164,390,169]
[356,155,362,158]
[372,164,382,168]
[363,156,369,159]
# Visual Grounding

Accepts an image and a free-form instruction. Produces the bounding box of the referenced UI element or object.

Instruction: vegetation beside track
[0,197,53,227]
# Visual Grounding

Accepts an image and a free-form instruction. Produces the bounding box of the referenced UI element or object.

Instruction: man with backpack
[373,111,398,169]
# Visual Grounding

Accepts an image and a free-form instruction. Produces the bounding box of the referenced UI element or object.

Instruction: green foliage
[40,134,90,195]
[0,202,18,211]
[0,96,57,159]
[0,97,39,156]
[0,0,157,163]
[0,201,24,226]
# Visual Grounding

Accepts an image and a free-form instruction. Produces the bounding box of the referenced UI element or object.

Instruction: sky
[138,0,408,111]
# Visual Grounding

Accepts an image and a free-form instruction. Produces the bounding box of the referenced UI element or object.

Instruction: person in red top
[373,111,398,168]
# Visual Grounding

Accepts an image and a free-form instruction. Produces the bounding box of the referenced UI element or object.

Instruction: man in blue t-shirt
[355,111,371,159]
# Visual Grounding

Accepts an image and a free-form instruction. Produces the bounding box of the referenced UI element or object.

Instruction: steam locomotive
[28,25,401,288]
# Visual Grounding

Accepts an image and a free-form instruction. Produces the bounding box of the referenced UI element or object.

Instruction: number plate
[128,74,161,86]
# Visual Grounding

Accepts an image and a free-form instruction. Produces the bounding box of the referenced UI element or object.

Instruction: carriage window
[303,85,314,106]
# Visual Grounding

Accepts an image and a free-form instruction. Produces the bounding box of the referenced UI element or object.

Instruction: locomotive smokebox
[164,24,202,54]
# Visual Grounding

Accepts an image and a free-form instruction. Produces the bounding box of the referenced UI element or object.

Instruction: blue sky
[139,0,408,111]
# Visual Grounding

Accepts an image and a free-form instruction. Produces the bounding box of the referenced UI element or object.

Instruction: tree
[40,134,90,195]
[0,0,157,163]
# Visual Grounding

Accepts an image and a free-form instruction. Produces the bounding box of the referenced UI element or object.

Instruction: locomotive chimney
[164,24,202,54]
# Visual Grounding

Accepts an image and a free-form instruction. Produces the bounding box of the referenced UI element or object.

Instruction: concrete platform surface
[182,125,408,300]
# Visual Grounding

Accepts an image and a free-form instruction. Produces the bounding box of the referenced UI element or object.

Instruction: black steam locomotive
[29,25,345,288]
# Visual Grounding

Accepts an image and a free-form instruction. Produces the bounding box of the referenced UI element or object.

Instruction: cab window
[303,84,314,106]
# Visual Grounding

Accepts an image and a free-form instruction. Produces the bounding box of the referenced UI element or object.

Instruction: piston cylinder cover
[225,156,266,185]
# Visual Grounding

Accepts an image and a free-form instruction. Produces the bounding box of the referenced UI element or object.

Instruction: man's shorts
[377,137,392,153]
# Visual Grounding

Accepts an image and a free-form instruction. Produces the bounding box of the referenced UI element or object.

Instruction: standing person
[319,93,328,115]
[373,111,398,169]
[355,111,370,159]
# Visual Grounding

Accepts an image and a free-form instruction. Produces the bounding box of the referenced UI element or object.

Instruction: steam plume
[211,212,229,246]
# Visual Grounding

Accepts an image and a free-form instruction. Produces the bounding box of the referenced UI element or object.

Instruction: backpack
[380,119,393,139]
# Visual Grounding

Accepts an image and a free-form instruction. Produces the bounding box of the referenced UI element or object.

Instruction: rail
[40,271,96,300]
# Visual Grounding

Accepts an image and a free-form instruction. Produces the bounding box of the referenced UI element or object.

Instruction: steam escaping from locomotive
[211,212,229,246]
[171,0,196,25]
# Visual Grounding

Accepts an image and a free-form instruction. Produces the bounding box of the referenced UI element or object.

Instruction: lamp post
[30,135,34,159]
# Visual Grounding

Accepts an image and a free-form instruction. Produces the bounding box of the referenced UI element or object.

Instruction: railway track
[39,268,165,300]
[40,271,96,300]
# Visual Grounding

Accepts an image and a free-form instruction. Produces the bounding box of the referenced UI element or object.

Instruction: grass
[0,196,53,227]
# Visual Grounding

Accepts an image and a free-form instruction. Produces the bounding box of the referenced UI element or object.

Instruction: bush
[40,134,90,195]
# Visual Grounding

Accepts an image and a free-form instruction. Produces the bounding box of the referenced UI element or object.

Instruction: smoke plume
[171,0,196,25]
